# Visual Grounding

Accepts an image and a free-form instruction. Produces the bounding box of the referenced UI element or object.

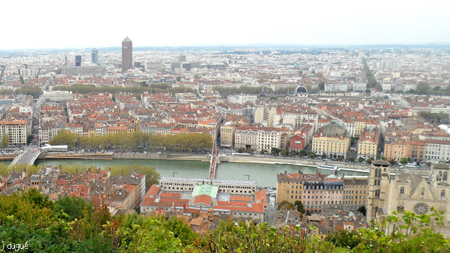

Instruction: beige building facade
[367,161,450,236]
[312,123,350,159]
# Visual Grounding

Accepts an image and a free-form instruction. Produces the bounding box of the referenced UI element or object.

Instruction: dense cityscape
[1,38,450,251]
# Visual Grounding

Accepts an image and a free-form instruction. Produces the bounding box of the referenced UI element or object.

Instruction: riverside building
[140,177,267,223]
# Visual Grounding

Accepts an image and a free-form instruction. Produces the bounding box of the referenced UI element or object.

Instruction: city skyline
[1,0,450,50]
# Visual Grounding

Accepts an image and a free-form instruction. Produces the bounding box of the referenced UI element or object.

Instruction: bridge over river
[9,147,41,167]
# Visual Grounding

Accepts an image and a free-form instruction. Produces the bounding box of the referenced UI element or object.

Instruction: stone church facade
[368,160,450,235]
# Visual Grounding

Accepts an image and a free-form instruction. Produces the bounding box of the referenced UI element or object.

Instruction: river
[15,159,368,187]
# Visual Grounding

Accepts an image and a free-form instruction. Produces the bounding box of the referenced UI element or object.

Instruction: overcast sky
[2,0,450,50]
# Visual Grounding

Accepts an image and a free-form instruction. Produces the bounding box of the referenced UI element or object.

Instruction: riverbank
[39,151,211,162]
[220,155,371,173]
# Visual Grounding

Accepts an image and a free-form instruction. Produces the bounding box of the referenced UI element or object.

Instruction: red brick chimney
[302,214,306,222]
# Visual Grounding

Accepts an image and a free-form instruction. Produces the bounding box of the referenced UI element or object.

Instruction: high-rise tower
[91,48,99,65]
[122,37,132,72]
[75,55,82,67]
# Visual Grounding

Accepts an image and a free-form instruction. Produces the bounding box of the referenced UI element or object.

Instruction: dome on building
[295,86,308,94]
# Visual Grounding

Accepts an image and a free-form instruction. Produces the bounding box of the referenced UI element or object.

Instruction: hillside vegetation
[0,189,449,252]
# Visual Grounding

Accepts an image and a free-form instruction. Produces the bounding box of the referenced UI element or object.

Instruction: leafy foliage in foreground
[0,190,449,252]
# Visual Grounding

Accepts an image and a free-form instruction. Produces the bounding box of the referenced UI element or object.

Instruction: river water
[22,159,367,187]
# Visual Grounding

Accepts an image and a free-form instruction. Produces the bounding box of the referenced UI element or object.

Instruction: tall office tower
[179,54,186,62]
[122,37,133,72]
[75,55,82,66]
[91,48,99,65]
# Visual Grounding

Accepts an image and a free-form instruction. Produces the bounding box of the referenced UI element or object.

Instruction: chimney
[320,219,325,226]
[302,214,306,223]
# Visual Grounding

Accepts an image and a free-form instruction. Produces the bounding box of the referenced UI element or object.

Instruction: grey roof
[372,160,391,166]
[295,86,308,94]
[123,37,132,42]
[321,122,346,136]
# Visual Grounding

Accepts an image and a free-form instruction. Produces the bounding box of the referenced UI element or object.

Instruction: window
[400,187,404,195]
[441,190,445,198]
[421,188,425,198]
[444,172,448,181]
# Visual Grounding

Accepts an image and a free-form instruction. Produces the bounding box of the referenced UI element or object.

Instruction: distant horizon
[2,42,450,52]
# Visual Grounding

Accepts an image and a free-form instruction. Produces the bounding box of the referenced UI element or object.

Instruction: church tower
[367,160,391,222]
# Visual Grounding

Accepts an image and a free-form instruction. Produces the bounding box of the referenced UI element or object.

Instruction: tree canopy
[50,130,213,152]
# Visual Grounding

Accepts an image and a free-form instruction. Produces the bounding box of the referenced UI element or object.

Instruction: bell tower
[367,160,391,222]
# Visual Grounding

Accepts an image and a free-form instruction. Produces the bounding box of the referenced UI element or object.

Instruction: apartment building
[410,140,426,162]
[277,171,344,212]
[312,122,350,158]
[343,177,368,211]
[254,107,277,127]
[384,139,411,161]
[357,128,380,159]
[220,122,235,148]
[0,120,31,145]
[257,127,282,152]
[425,140,450,162]
[235,126,258,150]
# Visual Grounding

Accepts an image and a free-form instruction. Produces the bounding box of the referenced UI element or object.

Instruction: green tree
[1,134,10,148]
[299,149,308,156]
[53,196,93,221]
[294,200,305,215]
[237,147,245,153]
[27,135,33,145]
[163,216,198,246]
[416,81,431,94]
[321,152,327,159]
[290,150,298,157]
[358,205,366,217]
[280,150,288,156]
[325,230,362,249]
[381,155,387,160]
[401,157,408,165]
[318,81,325,90]
[271,148,281,155]
[277,200,293,210]
[309,152,317,158]
[358,157,364,163]
[348,156,355,162]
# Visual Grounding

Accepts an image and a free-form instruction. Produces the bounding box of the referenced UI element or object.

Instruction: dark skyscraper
[75,55,82,66]
[91,48,99,65]
[122,37,132,72]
